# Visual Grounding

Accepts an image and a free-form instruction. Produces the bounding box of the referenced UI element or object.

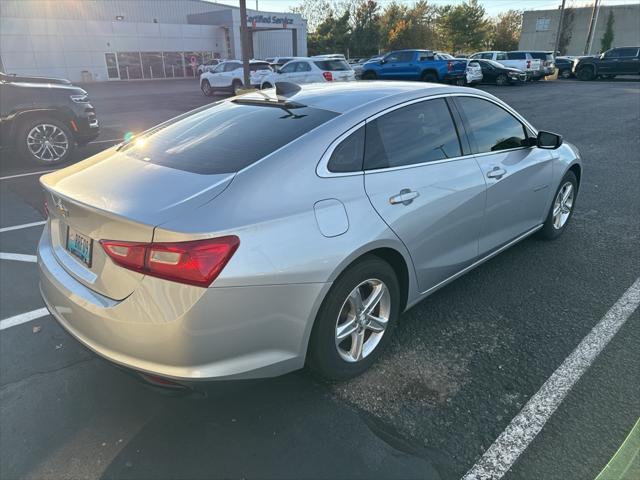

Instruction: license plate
[66,226,93,267]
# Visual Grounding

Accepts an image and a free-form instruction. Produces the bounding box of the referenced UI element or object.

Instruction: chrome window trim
[316,92,538,178]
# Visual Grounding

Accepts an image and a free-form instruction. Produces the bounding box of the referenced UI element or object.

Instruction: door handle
[487,167,507,180]
[389,189,419,206]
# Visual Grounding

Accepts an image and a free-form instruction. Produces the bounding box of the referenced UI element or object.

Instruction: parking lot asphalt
[1,78,639,480]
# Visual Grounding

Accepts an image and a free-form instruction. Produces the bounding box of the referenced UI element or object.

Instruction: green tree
[350,0,381,57]
[491,10,522,51]
[600,11,615,52]
[308,9,352,55]
[437,0,490,54]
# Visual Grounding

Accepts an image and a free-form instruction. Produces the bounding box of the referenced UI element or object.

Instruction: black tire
[307,256,401,381]
[421,71,438,83]
[16,116,75,166]
[539,170,578,240]
[532,76,541,82]
[496,74,508,86]
[577,66,595,81]
[201,79,213,96]
[560,69,571,79]
[361,71,377,80]
[456,76,467,86]
[261,82,272,89]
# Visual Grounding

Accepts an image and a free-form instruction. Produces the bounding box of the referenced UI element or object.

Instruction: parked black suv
[576,47,640,80]
[0,72,99,165]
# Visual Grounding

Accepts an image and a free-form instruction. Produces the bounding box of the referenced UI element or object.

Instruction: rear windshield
[529,52,554,61]
[250,63,272,72]
[314,60,351,71]
[120,102,339,174]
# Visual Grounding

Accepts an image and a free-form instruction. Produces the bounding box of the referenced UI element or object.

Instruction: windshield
[119,102,339,174]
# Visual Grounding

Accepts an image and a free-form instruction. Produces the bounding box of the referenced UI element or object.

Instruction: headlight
[508,72,518,77]
[70,93,90,103]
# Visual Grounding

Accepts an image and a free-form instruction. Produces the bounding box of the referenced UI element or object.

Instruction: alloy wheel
[335,278,391,363]
[26,123,69,163]
[552,182,574,230]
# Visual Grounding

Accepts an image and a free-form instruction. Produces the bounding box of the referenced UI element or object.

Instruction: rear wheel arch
[421,69,439,82]
[327,246,411,314]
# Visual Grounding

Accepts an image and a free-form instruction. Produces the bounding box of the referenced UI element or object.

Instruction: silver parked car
[38,82,582,383]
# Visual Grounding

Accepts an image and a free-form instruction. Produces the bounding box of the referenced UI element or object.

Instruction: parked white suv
[200,60,272,96]
[470,51,542,80]
[260,58,355,89]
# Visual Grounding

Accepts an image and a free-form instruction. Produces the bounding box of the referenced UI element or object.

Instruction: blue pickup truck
[360,49,467,84]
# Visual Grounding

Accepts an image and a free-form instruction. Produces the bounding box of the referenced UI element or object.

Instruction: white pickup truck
[469,51,543,80]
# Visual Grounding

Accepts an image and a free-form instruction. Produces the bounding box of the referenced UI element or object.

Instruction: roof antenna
[275,81,301,100]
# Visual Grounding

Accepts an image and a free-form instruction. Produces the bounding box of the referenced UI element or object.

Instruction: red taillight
[447,61,453,72]
[100,236,239,287]
[322,71,333,81]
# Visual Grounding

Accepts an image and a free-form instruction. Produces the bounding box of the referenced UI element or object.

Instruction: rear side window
[496,52,507,61]
[327,127,364,173]
[364,98,462,170]
[507,52,526,60]
[120,102,339,174]
[456,97,528,154]
[295,62,312,72]
[314,60,351,71]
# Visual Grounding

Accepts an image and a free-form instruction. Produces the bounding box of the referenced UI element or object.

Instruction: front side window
[224,62,241,72]
[279,62,297,74]
[456,97,528,154]
[617,48,639,57]
[296,62,312,72]
[364,98,461,170]
[327,127,365,173]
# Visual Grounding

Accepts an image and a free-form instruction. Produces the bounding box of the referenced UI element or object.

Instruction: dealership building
[519,3,640,55]
[0,0,308,82]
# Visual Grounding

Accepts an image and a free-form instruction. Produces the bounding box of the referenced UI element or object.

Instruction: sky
[208,0,640,17]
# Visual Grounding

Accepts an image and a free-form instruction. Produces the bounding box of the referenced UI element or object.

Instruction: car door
[597,49,620,74]
[363,97,486,293]
[276,61,299,82]
[380,51,416,80]
[616,47,640,74]
[296,61,313,83]
[452,96,553,255]
[478,61,497,83]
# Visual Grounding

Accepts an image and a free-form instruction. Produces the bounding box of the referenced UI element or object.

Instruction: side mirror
[537,130,563,149]
[379,59,386,65]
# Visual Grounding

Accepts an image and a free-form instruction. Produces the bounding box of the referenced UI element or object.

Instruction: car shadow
[99,369,452,480]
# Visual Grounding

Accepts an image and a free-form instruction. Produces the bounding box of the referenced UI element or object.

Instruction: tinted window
[386,51,414,63]
[364,99,461,170]
[618,48,639,57]
[314,60,350,71]
[457,97,528,154]
[250,63,271,72]
[327,127,364,173]
[120,102,339,174]
[481,53,493,59]
[279,62,296,74]
[296,62,312,72]
[224,62,241,72]
[507,52,526,60]
[496,52,507,61]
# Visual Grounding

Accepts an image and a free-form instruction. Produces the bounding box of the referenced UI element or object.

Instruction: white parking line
[0,221,46,233]
[463,277,640,480]
[0,308,50,331]
[0,252,38,263]
[0,170,56,181]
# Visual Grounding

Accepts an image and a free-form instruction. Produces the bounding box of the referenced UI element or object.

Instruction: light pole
[239,0,250,88]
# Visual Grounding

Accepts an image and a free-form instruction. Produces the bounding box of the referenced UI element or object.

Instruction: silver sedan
[38,82,582,383]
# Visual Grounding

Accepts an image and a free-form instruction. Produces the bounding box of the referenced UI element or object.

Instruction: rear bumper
[38,222,330,381]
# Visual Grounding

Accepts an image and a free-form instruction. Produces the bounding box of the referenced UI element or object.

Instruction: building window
[105,53,119,79]
[163,52,185,78]
[117,52,143,80]
[535,17,551,31]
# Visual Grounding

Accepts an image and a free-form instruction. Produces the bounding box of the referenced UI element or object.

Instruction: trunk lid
[40,147,234,300]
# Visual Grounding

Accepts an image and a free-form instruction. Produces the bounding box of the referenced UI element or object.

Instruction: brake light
[447,61,453,72]
[100,236,239,287]
[322,71,333,81]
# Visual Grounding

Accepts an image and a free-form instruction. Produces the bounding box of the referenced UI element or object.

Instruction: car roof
[239,81,485,115]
